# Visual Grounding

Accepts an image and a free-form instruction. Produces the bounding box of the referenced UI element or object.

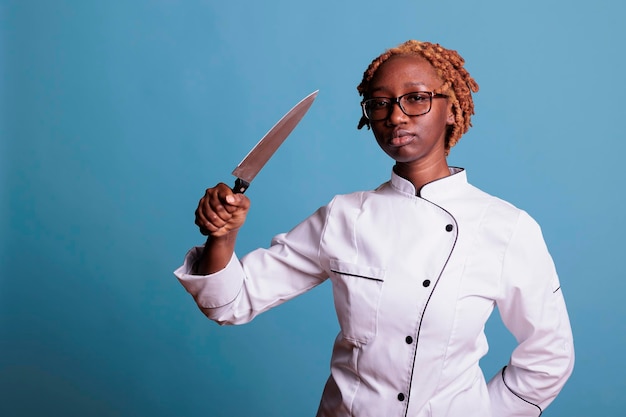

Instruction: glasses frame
[361,91,449,121]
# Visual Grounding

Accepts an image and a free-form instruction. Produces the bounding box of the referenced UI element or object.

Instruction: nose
[386,101,408,125]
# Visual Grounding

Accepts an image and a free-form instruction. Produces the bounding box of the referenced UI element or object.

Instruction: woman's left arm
[487,211,575,417]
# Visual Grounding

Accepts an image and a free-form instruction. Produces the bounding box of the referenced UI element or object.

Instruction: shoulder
[454,181,546,245]
[328,181,392,206]
[453,181,522,221]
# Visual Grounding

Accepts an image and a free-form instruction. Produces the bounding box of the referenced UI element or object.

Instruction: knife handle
[232,178,250,194]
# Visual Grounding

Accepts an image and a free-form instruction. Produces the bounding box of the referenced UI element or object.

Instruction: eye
[403,92,429,104]
[367,98,391,109]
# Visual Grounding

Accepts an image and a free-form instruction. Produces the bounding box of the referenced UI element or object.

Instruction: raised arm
[193,182,250,275]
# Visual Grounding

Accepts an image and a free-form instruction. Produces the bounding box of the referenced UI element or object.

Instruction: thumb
[224,194,238,205]
[224,193,250,210]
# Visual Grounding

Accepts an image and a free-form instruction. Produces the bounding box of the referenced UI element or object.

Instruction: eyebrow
[370,82,429,94]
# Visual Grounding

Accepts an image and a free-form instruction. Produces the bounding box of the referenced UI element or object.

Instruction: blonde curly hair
[357,40,479,153]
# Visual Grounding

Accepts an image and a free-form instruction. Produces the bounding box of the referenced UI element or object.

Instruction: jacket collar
[390,167,467,200]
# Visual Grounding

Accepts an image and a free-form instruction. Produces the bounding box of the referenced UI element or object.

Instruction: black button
[445,224,454,232]
[422,279,431,287]
[397,393,405,401]
[405,336,413,344]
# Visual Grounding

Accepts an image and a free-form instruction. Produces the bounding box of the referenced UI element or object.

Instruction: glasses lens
[400,92,431,116]
[363,98,391,121]
[363,92,433,120]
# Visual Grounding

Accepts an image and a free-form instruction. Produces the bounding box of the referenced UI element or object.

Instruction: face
[366,55,454,166]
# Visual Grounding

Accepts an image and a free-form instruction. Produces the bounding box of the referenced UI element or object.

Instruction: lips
[389,129,415,146]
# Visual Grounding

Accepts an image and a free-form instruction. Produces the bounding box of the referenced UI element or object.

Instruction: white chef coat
[175,168,574,417]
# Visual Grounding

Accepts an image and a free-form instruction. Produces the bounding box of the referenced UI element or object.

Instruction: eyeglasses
[361,91,448,121]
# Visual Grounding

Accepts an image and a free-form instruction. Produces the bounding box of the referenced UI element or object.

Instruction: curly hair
[357,40,479,152]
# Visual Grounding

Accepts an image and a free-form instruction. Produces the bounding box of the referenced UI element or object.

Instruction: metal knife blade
[231,90,318,193]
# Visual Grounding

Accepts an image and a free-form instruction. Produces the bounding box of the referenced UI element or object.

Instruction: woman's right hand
[195,183,251,238]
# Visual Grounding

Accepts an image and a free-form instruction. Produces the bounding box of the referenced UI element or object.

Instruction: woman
[175,40,574,417]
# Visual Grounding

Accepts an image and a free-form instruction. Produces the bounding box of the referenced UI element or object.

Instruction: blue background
[2,1,624,416]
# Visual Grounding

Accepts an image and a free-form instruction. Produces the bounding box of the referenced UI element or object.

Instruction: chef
[175,40,574,417]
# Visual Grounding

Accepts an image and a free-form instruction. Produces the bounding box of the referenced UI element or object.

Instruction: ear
[446,103,455,125]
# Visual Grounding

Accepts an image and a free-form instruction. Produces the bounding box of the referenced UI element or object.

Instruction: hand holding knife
[193,90,318,275]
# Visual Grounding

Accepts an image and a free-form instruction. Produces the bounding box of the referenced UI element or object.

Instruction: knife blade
[231,90,318,193]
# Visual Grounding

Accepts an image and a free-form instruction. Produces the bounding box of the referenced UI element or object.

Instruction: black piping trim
[415,167,465,197]
[402,201,458,417]
[553,286,561,294]
[329,269,383,282]
[501,366,543,416]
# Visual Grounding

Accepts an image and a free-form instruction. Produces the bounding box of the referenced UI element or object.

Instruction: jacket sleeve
[174,204,331,325]
[487,211,575,416]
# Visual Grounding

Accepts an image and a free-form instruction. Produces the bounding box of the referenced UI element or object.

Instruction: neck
[393,158,451,193]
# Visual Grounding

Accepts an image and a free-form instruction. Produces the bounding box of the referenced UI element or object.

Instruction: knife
[231,90,318,193]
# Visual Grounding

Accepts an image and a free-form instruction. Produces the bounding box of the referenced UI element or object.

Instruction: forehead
[368,54,441,93]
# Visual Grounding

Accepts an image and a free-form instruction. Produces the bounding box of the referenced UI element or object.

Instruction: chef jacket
[175,168,574,417]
